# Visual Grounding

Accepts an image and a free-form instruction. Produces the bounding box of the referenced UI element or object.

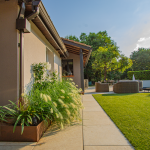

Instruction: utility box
[16,18,31,33]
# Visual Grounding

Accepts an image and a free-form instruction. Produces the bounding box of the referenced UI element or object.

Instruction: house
[61,38,92,90]
[0,0,92,106]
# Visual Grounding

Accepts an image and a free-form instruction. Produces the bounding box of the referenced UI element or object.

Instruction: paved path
[83,87,134,150]
[0,86,134,150]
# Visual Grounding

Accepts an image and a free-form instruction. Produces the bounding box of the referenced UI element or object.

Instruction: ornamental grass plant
[0,62,83,134]
[27,77,83,130]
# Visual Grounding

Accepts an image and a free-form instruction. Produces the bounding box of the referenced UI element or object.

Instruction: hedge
[127,70,150,80]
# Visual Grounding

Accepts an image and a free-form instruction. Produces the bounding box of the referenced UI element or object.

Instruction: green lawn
[93,93,150,150]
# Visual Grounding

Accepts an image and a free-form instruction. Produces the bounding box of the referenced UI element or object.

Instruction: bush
[0,62,83,134]
[127,70,150,80]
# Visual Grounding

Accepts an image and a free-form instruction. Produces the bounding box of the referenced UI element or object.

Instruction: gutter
[27,1,40,20]
[38,2,68,58]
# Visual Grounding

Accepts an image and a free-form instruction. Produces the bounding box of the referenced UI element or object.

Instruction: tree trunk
[104,66,107,81]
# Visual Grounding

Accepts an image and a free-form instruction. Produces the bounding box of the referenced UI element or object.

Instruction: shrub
[0,62,83,134]
[127,70,150,80]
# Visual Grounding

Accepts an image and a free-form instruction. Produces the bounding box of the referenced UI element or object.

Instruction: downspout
[17,2,26,98]
[20,29,24,97]
[18,0,40,98]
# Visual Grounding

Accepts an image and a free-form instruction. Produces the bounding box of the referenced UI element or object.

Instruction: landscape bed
[93,93,150,150]
[0,62,84,142]
[0,120,51,142]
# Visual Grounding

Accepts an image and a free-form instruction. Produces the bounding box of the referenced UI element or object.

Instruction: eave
[22,0,68,58]
[62,38,92,67]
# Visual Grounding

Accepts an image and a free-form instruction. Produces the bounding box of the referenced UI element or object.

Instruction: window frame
[62,59,74,77]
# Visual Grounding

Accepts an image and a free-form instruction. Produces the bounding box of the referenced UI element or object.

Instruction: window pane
[62,59,73,76]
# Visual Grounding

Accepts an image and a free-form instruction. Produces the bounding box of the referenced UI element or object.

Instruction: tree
[130,48,150,71]
[79,31,113,81]
[65,35,79,42]
[92,47,132,81]
[65,31,132,81]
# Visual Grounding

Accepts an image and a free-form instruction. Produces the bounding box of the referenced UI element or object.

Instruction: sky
[42,0,150,57]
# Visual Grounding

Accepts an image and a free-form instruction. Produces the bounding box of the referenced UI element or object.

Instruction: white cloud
[134,44,140,51]
[138,37,145,42]
[116,14,150,57]
[134,37,150,50]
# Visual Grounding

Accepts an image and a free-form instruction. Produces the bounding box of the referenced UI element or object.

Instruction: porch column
[80,48,84,92]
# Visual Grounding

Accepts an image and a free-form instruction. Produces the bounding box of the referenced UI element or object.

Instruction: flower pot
[0,120,51,142]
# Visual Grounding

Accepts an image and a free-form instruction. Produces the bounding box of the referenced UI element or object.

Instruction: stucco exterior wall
[24,32,46,94]
[0,0,20,105]
[63,53,81,88]
[0,2,63,105]
[24,21,61,93]
[54,53,62,80]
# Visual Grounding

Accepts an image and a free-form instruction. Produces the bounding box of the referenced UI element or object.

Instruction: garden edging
[0,120,51,142]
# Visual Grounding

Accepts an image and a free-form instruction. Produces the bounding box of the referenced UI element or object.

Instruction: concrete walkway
[0,86,134,150]
[83,86,134,150]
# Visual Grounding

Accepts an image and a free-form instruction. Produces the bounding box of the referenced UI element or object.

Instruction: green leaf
[3,106,17,116]
[21,118,25,134]
[8,100,19,109]
[27,115,32,124]
[34,113,40,120]
[24,120,30,126]
[13,114,22,133]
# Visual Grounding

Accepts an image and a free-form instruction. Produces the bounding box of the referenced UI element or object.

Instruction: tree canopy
[65,31,132,81]
[92,46,132,80]
[130,48,150,71]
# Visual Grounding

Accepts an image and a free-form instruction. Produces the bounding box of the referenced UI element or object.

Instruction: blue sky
[42,0,150,57]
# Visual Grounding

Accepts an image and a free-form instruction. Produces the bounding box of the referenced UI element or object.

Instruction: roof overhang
[62,38,92,67]
[18,0,68,58]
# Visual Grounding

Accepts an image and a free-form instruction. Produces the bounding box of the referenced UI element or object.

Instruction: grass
[93,93,150,150]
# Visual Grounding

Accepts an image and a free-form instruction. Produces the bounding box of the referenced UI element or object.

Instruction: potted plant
[0,96,51,142]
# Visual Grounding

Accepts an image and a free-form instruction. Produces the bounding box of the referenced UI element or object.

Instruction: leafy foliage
[0,106,7,122]
[128,70,150,80]
[130,48,150,71]
[92,49,132,80]
[92,46,119,80]
[65,31,132,81]
[65,35,80,42]
[0,63,83,134]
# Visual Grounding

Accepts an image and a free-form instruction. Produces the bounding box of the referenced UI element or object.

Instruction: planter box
[0,120,51,142]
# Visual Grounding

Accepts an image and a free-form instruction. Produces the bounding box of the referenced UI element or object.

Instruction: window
[46,48,54,72]
[62,59,73,76]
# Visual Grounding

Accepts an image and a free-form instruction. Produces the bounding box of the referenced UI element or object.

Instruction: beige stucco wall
[0,0,20,106]
[54,53,62,80]
[24,32,46,93]
[62,53,81,88]
[24,21,62,93]
[0,1,62,105]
